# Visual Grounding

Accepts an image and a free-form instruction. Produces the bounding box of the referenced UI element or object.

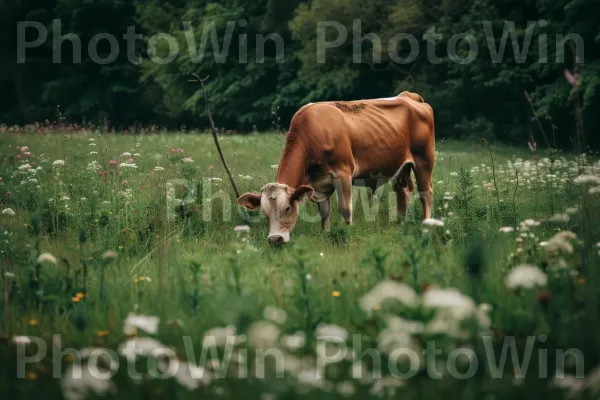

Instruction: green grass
[0,131,599,399]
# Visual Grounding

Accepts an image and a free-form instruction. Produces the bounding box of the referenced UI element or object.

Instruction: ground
[0,131,599,399]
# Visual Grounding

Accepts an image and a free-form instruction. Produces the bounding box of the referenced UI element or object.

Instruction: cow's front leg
[334,174,353,225]
[317,197,331,230]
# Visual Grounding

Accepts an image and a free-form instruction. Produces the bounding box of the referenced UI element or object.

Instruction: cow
[237,91,435,244]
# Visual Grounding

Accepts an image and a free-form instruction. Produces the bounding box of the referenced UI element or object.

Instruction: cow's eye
[285,206,291,213]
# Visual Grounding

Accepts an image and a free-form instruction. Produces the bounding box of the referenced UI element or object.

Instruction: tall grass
[0,132,599,399]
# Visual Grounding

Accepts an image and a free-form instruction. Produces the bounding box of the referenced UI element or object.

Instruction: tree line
[2,0,599,149]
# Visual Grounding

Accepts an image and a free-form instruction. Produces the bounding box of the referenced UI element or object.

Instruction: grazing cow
[237,91,435,244]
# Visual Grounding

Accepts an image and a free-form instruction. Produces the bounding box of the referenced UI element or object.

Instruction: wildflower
[123,313,159,335]
[28,319,38,327]
[108,160,117,166]
[209,177,222,182]
[12,336,32,345]
[332,290,341,297]
[315,324,348,341]
[121,152,131,157]
[247,320,280,349]
[423,288,477,319]
[263,306,287,325]
[565,207,578,215]
[97,330,109,337]
[545,231,577,254]
[37,252,57,265]
[505,264,547,290]
[360,280,417,313]
[549,213,570,223]
[61,364,117,400]
[422,218,444,227]
[119,162,137,169]
[87,161,101,172]
[203,325,239,347]
[589,186,600,194]
[101,250,117,261]
[337,381,356,397]
[271,164,279,169]
[5,272,15,278]
[88,151,98,155]
[182,157,194,164]
[499,226,514,233]
[1,208,15,216]
[320,252,324,257]
[521,219,540,228]
[281,331,306,351]
[153,166,164,172]
[117,337,170,362]
[27,372,37,380]
[169,360,213,390]
[573,175,600,185]
[52,160,65,167]
[234,225,251,233]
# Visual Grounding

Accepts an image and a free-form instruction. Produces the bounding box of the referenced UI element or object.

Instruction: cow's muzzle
[268,235,285,246]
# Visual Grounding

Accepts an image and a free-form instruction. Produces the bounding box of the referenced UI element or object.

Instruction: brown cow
[237,91,435,244]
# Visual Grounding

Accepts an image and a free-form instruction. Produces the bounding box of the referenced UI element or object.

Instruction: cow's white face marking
[237,183,314,244]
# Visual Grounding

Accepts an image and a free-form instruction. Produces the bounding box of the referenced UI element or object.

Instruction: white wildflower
[545,231,577,254]
[271,164,279,169]
[450,172,458,177]
[18,164,32,171]
[234,225,251,233]
[37,252,57,265]
[565,207,578,215]
[168,360,213,390]
[61,364,116,400]
[121,152,131,157]
[263,306,287,325]
[119,162,137,169]
[360,280,417,313]
[247,320,280,349]
[12,336,32,345]
[53,160,66,167]
[423,218,445,227]
[123,312,159,335]
[117,337,169,362]
[153,166,164,172]
[281,331,306,351]
[209,177,222,182]
[337,381,356,397]
[182,157,194,164]
[315,324,348,341]
[499,226,515,233]
[573,175,600,185]
[505,264,547,290]
[589,186,600,194]
[203,325,239,347]
[88,151,98,155]
[423,288,476,320]
[1,208,15,216]
[521,219,540,228]
[549,213,570,223]
[87,161,101,172]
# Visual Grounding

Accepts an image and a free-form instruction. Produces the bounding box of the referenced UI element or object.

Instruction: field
[1,131,600,399]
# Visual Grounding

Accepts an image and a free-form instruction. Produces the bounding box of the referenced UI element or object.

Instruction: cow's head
[237,183,314,245]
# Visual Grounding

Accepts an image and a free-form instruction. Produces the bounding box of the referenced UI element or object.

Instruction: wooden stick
[190,74,240,199]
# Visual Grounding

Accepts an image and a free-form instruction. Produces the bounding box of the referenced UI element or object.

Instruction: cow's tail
[391,160,415,189]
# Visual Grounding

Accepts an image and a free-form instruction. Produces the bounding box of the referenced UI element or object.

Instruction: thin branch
[190,74,240,199]
[481,138,501,219]
[523,90,552,150]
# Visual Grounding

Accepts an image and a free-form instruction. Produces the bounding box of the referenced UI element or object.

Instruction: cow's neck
[275,136,310,189]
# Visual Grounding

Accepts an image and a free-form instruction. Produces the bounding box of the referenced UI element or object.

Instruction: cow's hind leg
[334,173,353,225]
[394,176,415,217]
[318,197,332,230]
[414,157,434,220]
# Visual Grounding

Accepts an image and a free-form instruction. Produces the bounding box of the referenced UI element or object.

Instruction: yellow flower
[28,319,38,327]
[97,330,109,337]
[579,277,585,285]
[26,371,37,381]
[138,276,145,281]
[133,278,139,283]
[72,296,80,303]
[374,305,381,311]
[332,290,341,297]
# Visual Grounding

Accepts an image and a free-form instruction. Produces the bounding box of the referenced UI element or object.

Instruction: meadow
[1,129,600,399]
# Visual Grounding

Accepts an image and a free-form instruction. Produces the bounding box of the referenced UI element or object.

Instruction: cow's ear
[237,192,261,210]
[290,185,314,203]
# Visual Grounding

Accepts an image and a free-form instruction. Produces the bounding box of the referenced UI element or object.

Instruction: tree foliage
[2,0,600,148]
